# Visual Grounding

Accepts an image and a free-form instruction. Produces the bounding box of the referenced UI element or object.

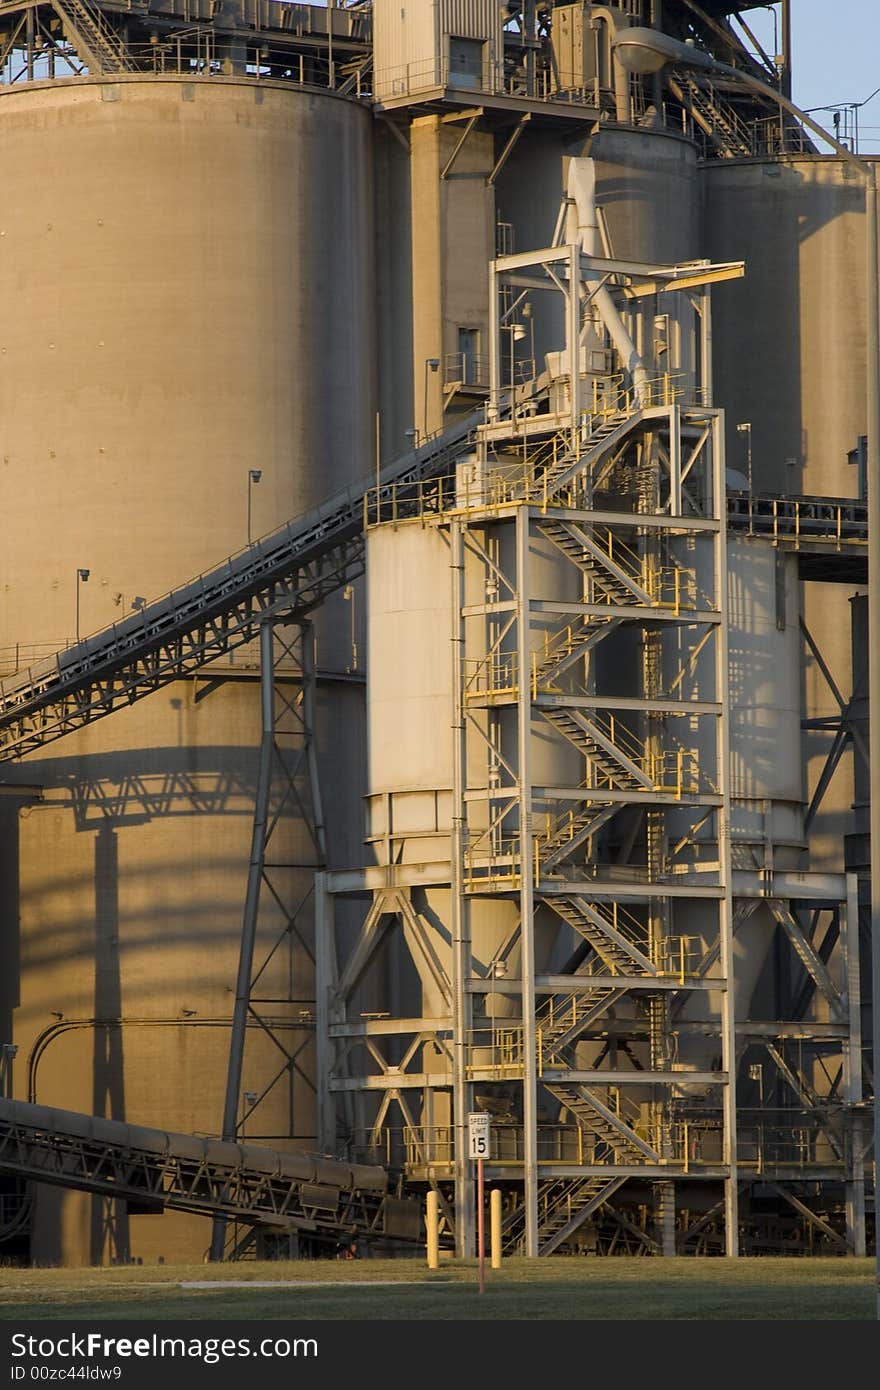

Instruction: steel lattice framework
[0,1097,420,1251]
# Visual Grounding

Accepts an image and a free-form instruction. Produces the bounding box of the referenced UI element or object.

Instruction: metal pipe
[779,0,792,99]
[450,518,473,1256]
[590,8,632,123]
[515,505,539,1255]
[566,158,650,407]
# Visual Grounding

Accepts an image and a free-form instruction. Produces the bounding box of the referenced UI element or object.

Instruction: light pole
[522,301,535,382]
[75,567,90,643]
[488,959,507,1076]
[247,468,262,545]
[424,357,440,442]
[615,25,880,1306]
[343,583,357,673]
[736,421,753,533]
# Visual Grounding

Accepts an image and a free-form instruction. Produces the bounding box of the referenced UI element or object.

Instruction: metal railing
[356,1115,853,1176]
[0,642,70,679]
[443,352,491,391]
[373,54,601,105]
[726,490,867,547]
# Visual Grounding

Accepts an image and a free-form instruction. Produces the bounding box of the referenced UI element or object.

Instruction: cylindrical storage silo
[364,511,584,1080]
[671,535,804,1077]
[704,157,875,872]
[703,156,877,498]
[727,537,804,866]
[0,75,375,1265]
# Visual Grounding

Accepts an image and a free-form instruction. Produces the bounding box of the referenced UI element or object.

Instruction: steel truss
[0,1097,404,1250]
[210,618,327,1260]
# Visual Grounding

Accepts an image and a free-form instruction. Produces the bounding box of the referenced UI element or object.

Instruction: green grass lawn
[0,1256,873,1320]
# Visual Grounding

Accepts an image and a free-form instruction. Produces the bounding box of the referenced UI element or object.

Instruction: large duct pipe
[565,156,650,406]
[590,6,632,124]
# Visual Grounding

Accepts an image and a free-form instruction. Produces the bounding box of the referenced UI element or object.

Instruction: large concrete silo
[704,155,876,873]
[0,75,375,1264]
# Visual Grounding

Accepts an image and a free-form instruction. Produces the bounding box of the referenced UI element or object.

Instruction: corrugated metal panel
[441,0,498,40]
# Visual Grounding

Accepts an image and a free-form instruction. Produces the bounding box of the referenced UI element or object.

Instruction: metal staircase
[539,519,651,606]
[50,0,136,73]
[537,981,629,1061]
[668,73,754,158]
[532,616,623,687]
[541,411,634,496]
[534,1174,628,1255]
[537,804,616,874]
[545,1083,662,1164]
[547,897,657,977]
[540,708,652,791]
[504,1173,627,1256]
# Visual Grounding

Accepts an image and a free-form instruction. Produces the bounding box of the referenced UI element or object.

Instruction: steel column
[516,505,539,1255]
[713,411,739,1256]
[450,517,474,1255]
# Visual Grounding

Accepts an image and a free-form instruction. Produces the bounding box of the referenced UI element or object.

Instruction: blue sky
[741,2,880,152]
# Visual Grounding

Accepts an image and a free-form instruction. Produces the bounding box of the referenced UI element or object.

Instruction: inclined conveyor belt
[0,1097,419,1247]
[0,409,485,762]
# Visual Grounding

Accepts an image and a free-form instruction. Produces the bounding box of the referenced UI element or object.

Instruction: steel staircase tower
[312,228,747,1260]
[445,388,738,1257]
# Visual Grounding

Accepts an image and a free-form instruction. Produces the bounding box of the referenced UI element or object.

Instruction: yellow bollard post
[490,1188,502,1270]
[426,1189,439,1270]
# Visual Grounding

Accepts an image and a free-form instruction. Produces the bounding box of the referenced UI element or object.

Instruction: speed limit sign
[468,1111,490,1160]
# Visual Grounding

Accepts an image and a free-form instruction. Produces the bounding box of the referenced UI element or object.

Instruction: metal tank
[0,75,375,1265]
[704,156,874,873]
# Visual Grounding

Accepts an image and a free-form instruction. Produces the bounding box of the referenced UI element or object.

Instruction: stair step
[547,1083,658,1161]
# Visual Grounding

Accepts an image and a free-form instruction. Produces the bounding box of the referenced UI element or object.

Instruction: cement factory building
[0,0,873,1264]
